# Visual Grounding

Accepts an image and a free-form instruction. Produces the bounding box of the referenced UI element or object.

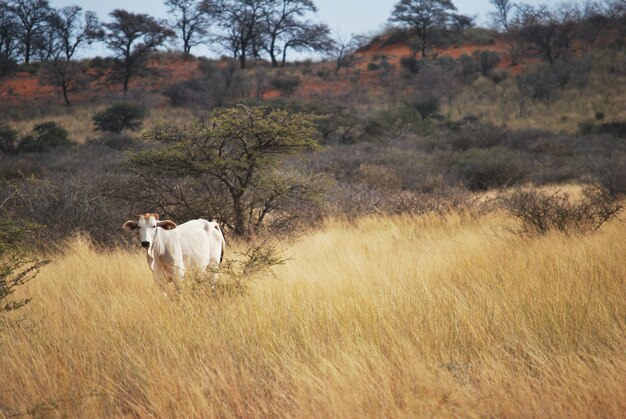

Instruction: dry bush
[0,145,135,246]
[392,190,473,216]
[449,147,525,190]
[501,185,622,235]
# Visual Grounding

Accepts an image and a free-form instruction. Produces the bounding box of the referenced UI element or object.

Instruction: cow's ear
[158,220,177,230]
[123,220,139,231]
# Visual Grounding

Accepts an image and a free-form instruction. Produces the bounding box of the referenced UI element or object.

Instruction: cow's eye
[153,226,157,229]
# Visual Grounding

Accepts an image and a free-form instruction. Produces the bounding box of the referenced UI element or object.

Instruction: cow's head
[123,213,177,248]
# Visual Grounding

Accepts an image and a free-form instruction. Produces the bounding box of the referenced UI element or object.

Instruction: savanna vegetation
[1,0,625,417]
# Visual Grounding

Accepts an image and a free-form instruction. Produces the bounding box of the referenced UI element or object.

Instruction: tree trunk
[123,73,130,93]
[231,193,247,236]
[24,38,30,64]
[281,47,288,67]
[269,36,278,67]
[62,83,70,106]
[239,52,247,70]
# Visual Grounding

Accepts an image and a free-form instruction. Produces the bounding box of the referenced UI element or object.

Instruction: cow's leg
[208,259,219,296]
[152,270,170,296]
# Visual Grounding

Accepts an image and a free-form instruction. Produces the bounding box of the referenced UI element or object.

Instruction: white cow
[123,213,225,292]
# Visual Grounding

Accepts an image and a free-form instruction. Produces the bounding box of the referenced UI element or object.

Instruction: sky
[48,0,551,58]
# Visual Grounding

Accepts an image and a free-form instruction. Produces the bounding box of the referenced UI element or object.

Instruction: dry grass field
[1,213,625,417]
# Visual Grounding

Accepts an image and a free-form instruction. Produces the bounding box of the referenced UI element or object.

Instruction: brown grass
[1,213,625,417]
[12,105,194,145]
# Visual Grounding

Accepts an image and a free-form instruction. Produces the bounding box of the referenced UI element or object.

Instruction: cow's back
[174,219,223,270]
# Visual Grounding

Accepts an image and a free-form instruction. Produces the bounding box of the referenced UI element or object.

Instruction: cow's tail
[212,219,225,263]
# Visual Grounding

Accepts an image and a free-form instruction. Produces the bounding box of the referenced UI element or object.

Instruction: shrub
[0,218,48,315]
[587,156,626,197]
[410,97,440,119]
[18,122,72,153]
[363,105,437,138]
[595,122,626,138]
[449,125,506,150]
[473,50,501,76]
[0,54,18,77]
[456,54,480,83]
[450,147,524,190]
[269,75,300,96]
[501,185,622,235]
[162,59,249,109]
[400,56,420,75]
[93,103,144,133]
[0,122,19,154]
[490,70,508,84]
[516,65,559,104]
[578,121,596,135]
[90,133,135,150]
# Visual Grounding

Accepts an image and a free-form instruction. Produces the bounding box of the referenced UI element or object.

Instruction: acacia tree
[165,0,213,56]
[126,105,325,237]
[213,0,272,69]
[513,3,578,65]
[104,9,174,93]
[7,0,51,64]
[279,21,332,66]
[262,0,331,67]
[388,0,457,58]
[330,33,364,74]
[39,6,102,106]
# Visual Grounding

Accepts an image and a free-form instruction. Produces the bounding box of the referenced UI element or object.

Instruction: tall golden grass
[1,213,625,417]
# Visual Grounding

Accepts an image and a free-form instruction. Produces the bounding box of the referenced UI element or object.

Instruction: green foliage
[18,122,72,153]
[0,122,19,154]
[93,102,144,133]
[261,98,363,144]
[450,147,524,190]
[126,104,325,237]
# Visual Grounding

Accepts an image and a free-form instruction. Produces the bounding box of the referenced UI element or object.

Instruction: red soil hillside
[0,35,530,110]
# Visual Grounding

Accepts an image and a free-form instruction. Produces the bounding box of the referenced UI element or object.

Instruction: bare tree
[488,0,515,32]
[52,6,102,62]
[212,0,272,69]
[104,9,174,93]
[0,3,21,74]
[330,33,365,74]
[388,0,457,58]
[38,6,102,106]
[577,1,608,51]
[7,0,51,64]
[280,22,332,66]
[513,3,578,65]
[262,0,330,67]
[165,0,213,56]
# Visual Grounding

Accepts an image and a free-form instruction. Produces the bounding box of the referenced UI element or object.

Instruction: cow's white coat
[124,214,225,292]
